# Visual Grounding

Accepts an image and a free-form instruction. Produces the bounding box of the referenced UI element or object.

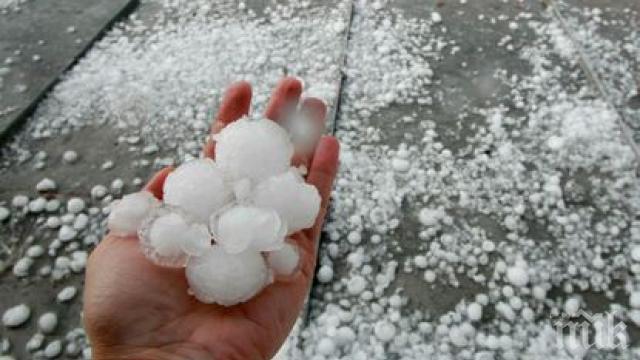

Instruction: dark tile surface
[0,0,138,141]
[1,0,639,357]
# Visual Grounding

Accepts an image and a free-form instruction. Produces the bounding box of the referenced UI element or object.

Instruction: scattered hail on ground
[1,0,639,359]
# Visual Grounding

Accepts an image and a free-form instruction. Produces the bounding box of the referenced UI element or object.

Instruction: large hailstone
[107,191,160,236]
[139,206,211,267]
[186,245,270,306]
[163,159,231,223]
[266,242,300,277]
[210,205,286,254]
[214,117,294,183]
[252,169,320,234]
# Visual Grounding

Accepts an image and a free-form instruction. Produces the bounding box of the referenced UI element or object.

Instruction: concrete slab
[0,0,138,141]
[304,0,640,355]
[550,0,640,144]
[318,0,550,318]
[1,0,639,358]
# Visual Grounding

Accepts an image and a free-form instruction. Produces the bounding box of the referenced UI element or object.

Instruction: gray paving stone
[0,0,139,141]
[1,0,639,357]
[307,0,640,351]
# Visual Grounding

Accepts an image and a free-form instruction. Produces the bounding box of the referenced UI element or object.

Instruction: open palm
[83,78,340,360]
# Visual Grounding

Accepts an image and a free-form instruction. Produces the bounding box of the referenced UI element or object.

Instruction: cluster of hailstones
[107,116,321,306]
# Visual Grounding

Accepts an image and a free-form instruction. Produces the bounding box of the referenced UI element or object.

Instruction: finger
[299,136,339,255]
[202,140,215,159]
[143,166,174,200]
[264,77,302,122]
[203,81,252,158]
[214,81,252,128]
[290,97,327,170]
[300,97,327,127]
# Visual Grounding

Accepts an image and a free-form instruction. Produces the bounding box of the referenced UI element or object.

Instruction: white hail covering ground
[0,0,29,12]
[107,116,320,306]
[1,0,639,359]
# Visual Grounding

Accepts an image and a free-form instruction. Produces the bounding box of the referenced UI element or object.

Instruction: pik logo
[554,310,628,353]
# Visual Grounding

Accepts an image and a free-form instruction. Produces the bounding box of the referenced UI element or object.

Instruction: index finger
[203,81,252,158]
[143,166,174,200]
[264,77,302,122]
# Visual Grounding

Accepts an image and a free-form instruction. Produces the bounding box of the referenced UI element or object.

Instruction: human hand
[83,77,340,360]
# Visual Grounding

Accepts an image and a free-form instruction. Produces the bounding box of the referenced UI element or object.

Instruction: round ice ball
[163,158,231,223]
[107,191,160,236]
[266,242,300,277]
[213,117,294,183]
[252,169,320,234]
[186,245,270,306]
[139,206,211,267]
[210,205,286,254]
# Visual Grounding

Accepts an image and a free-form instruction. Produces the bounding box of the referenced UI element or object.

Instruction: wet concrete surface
[557,0,640,143]
[0,0,138,142]
[0,0,639,358]
[320,0,640,348]
[0,125,148,359]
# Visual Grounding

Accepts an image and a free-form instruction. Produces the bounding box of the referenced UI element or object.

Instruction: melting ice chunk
[139,206,211,267]
[210,205,286,254]
[232,178,252,202]
[107,191,160,236]
[186,245,270,306]
[163,158,231,223]
[266,242,300,277]
[214,117,293,183]
[252,169,320,234]
[2,304,31,327]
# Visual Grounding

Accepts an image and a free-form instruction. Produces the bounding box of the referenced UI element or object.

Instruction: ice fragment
[107,191,159,236]
[266,242,300,276]
[186,245,270,306]
[214,117,293,183]
[163,158,230,223]
[252,169,320,234]
[139,206,211,267]
[210,205,286,254]
[2,304,30,328]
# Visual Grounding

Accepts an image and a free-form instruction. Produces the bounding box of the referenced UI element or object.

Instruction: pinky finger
[303,136,340,246]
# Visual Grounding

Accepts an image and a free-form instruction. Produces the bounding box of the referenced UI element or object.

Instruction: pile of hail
[106,115,321,306]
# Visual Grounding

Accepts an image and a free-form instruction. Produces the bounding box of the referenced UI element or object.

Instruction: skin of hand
[83,77,340,360]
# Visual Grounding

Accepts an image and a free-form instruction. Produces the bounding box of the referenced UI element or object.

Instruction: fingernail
[293,76,306,89]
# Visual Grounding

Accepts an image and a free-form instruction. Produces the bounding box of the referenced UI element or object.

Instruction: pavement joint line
[327,0,356,137]
[0,0,141,144]
[544,0,640,169]
[302,0,356,328]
